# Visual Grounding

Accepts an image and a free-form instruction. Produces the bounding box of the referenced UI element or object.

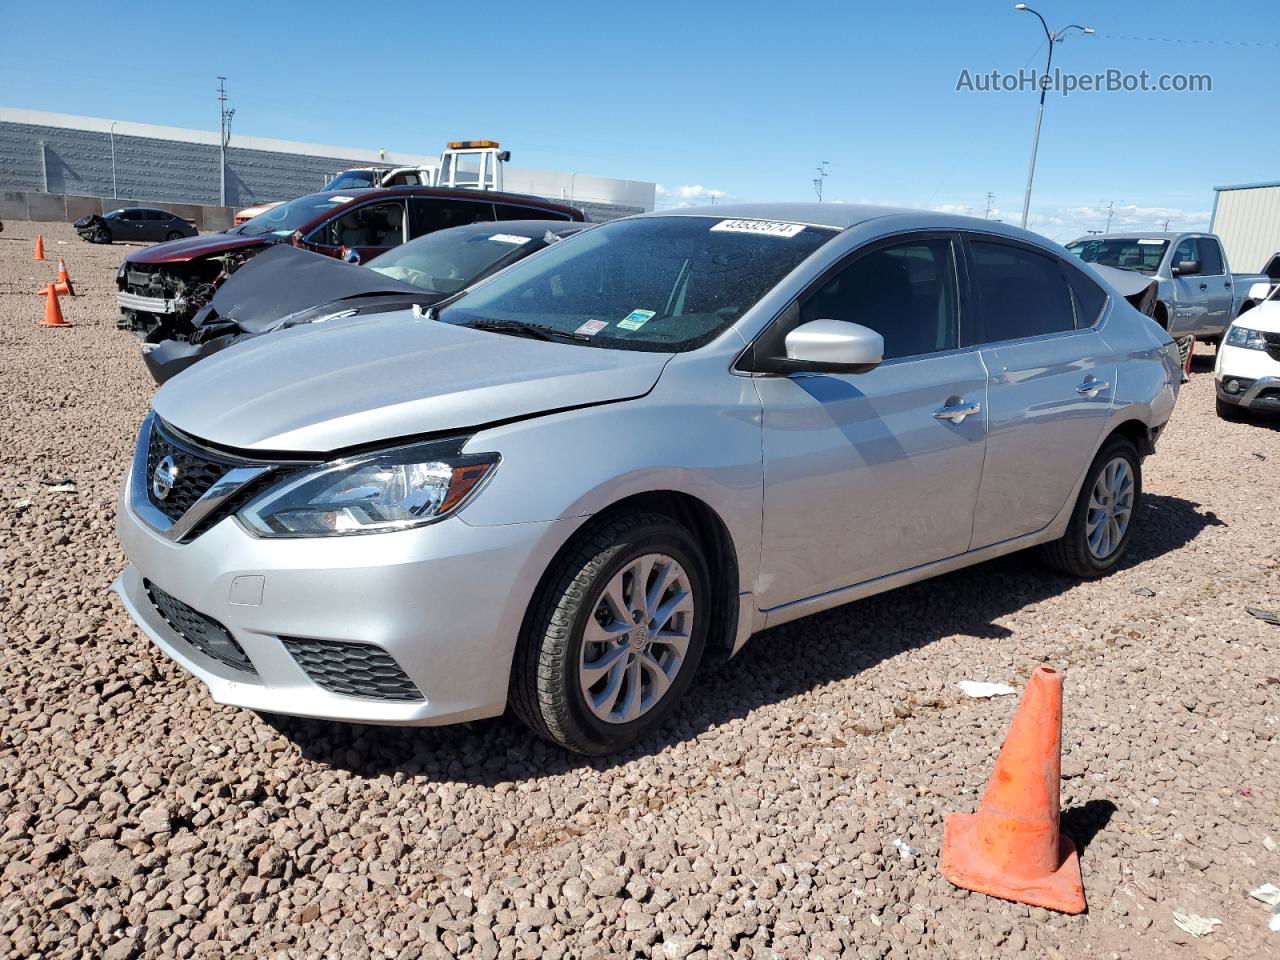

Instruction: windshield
[367,228,549,295]
[232,193,355,237]
[1065,237,1168,274]
[438,216,838,351]
[324,170,378,190]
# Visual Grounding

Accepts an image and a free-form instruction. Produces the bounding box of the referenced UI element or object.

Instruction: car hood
[153,310,673,452]
[194,244,431,335]
[127,232,272,264]
[1237,300,1280,334]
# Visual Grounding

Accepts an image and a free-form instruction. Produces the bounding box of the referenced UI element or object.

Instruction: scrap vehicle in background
[141,220,587,384]
[232,140,509,225]
[114,203,1183,754]
[1065,231,1269,343]
[75,208,198,244]
[1215,280,1280,420]
[117,186,584,340]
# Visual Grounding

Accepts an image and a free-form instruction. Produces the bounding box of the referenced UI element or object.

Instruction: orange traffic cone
[41,284,70,327]
[54,257,75,297]
[942,665,1086,914]
[33,235,46,260]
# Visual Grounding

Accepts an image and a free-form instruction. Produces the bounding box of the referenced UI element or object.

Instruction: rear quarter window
[1063,266,1108,328]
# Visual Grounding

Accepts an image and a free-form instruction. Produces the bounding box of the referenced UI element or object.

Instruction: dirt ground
[0,220,1277,960]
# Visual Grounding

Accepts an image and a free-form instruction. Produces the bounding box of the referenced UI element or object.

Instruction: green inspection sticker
[619,309,656,331]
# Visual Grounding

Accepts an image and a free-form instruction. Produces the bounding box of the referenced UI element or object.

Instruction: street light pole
[1015,5,1093,229]
[109,121,118,199]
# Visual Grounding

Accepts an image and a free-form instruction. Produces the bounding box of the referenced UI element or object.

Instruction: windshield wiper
[463,319,591,342]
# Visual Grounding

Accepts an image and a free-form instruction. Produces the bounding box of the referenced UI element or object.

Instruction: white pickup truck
[1065,231,1270,343]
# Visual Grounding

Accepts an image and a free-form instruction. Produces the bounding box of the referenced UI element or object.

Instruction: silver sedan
[114,204,1183,754]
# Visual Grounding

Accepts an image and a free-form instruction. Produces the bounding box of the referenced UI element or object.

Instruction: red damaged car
[116,186,584,339]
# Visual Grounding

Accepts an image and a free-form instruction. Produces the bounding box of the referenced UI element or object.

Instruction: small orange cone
[41,284,70,327]
[54,257,75,297]
[942,665,1086,914]
[33,235,46,260]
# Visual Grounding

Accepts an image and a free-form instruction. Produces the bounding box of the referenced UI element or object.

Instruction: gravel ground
[1,220,1277,960]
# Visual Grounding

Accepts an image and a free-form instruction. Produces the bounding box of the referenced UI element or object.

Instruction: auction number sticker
[489,233,532,245]
[575,319,609,337]
[1137,239,1164,245]
[710,219,806,238]
[618,309,656,331]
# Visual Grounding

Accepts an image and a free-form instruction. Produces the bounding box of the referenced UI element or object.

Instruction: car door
[115,208,147,242]
[1196,236,1233,336]
[964,235,1116,550]
[755,233,989,610]
[138,210,164,242]
[1168,237,1210,336]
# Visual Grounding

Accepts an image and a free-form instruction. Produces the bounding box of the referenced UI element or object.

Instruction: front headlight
[1225,324,1269,351]
[237,440,498,538]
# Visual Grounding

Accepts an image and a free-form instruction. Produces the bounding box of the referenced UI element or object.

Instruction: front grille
[144,580,257,675]
[1175,336,1194,371]
[281,637,423,701]
[147,424,230,522]
[1263,332,1280,363]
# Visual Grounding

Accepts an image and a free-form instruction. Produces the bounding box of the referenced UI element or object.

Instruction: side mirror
[782,319,884,373]
[1172,259,1200,276]
[341,246,362,265]
[1248,281,1274,302]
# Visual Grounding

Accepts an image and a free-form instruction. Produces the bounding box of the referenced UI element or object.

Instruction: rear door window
[411,198,496,237]
[968,239,1076,343]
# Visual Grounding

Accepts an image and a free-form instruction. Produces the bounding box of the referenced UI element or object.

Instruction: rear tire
[165,231,184,242]
[1216,396,1244,421]
[510,511,710,755]
[1040,437,1141,579]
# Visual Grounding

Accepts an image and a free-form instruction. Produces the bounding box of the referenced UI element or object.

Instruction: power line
[1097,32,1280,47]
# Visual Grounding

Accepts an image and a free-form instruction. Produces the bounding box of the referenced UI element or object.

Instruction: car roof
[291,187,584,234]
[633,202,1071,250]
[1068,232,1186,242]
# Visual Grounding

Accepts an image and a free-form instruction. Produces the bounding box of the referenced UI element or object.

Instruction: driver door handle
[1076,378,1111,397]
[933,400,981,424]
[1199,282,1208,291]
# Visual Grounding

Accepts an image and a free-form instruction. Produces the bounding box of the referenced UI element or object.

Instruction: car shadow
[265,493,1222,783]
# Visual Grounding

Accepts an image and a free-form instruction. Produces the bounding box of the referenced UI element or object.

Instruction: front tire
[1040,437,1141,578]
[510,511,710,755]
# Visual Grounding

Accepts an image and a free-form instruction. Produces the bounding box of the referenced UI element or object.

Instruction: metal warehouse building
[0,107,654,223]
[1210,180,1280,274]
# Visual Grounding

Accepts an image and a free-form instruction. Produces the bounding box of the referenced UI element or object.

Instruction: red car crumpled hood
[126,233,273,264]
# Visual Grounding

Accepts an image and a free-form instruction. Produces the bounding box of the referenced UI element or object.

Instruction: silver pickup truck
[1065,232,1270,342]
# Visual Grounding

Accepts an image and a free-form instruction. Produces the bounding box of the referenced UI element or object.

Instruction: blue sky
[4,0,1277,240]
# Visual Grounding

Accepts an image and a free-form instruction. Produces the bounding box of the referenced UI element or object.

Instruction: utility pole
[985,192,996,220]
[217,77,235,207]
[813,161,829,202]
[1103,199,1117,234]
[1161,217,1171,231]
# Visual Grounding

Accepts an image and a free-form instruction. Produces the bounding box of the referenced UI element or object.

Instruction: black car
[142,219,587,384]
[75,208,198,244]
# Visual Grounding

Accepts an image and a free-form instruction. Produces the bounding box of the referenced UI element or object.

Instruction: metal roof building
[1209,180,1280,274]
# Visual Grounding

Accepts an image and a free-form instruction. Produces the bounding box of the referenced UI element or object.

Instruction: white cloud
[655,184,728,207]
[928,200,1210,243]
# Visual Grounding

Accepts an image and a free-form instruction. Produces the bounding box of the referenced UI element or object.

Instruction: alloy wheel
[1085,456,1135,560]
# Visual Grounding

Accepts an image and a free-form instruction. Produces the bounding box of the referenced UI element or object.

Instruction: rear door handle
[1076,378,1110,397]
[1199,283,1208,291]
[933,400,981,424]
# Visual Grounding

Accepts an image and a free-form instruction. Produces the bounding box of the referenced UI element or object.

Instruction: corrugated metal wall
[1211,185,1280,274]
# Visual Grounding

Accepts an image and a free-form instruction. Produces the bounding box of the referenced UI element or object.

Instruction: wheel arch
[521,490,743,666]
[1106,417,1156,457]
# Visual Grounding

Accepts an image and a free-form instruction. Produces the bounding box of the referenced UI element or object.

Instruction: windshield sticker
[327,195,355,203]
[1137,239,1165,245]
[710,219,806,238]
[618,309,656,331]
[574,319,609,337]
[489,233,532,246]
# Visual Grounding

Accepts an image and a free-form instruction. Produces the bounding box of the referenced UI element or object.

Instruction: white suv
[1216,281,1280,419]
